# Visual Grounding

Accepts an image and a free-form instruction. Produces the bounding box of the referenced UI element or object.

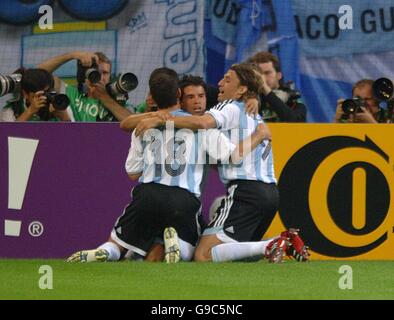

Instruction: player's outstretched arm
[120,112,161,132]
[120,110,174,132]
[135,113,217,137]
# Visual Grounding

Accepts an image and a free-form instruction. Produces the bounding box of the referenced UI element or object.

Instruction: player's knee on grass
[194,245,212,262]
[194,234,223,262]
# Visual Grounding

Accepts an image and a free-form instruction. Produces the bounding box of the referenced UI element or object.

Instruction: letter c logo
[278,136,392,257]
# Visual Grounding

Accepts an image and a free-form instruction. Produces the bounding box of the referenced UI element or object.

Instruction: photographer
[38,51,132,122]
[246,52,307,122]
[0,68,70,122]
[334,79,385,124]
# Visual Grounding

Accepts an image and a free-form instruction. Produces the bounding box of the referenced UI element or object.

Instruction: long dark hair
[230,63,262,101]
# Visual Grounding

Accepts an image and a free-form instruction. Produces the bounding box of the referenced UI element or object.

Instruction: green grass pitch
[0,259,393,300]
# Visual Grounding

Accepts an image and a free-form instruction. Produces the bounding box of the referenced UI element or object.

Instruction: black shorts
[206,180,279,242]
[111,183,201,256]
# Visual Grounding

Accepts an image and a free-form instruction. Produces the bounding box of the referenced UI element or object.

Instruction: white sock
[98,242,121,261]
[211,240,271,262]
[179,238,195,261]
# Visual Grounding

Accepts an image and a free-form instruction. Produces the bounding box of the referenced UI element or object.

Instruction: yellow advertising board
[265,124,394,260]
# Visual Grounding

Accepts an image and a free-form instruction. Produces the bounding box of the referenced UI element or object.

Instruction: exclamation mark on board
[4,137,39,237]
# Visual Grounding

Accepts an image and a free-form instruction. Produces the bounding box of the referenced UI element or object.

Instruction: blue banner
[294,0,394,58]
[294,0,394,122]
[205,0,300,89]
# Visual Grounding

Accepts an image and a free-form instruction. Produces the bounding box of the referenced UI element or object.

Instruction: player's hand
[135,117,164,137]
[255,121,272,141]
[74,51,99,67]
[155,110,172,122]
[245,97,259,116]
[28,91,47,114]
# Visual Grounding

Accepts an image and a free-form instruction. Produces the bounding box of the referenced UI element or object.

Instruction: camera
[106,72,138,104]
[373,78,394,101]
[77,58,101,93]
[341,97,366,115]
[282,81,302,103]
[0,73,22,100]
[44,90,69,110]
[373,78,394,123]
[37,90,70,121]
[95,73,138,121]
[273,81,301,105]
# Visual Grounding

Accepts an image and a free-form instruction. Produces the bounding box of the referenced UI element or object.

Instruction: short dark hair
[230,63,262,101]
[179,75,207,98]
[352,79,374,95]
[149,67,178,82]
[94,52,111,67]
[246,51,281,73]
[149,68,179,109]
[21,68,54,93]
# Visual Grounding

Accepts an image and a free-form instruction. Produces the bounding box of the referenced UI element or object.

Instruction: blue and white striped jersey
[207,100,277,185]
[125,109,236,197]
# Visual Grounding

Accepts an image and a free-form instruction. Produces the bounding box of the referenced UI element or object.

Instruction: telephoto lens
[373,78,394,101]
[0,73,22,97]
[106,73,138,105]
[118,73,138,92]
[107,72,138,96]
